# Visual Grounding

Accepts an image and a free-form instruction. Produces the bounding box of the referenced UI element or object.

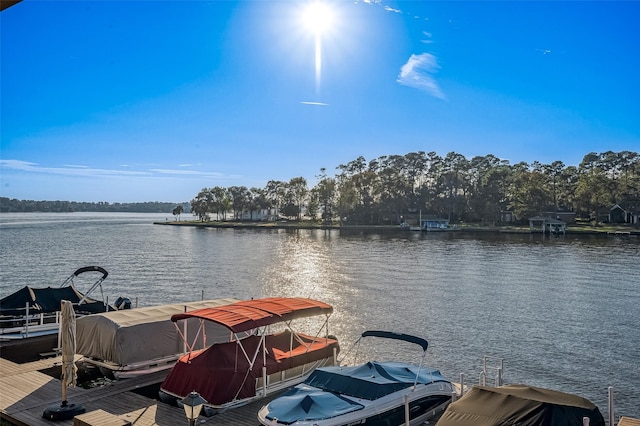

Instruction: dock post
[482,356,487,385]
[262,366,268,396]
[183,306,188,354]
[460,373,465,396]
[25,302,29,337]
[404,394,410,426]
[608,386,615,426]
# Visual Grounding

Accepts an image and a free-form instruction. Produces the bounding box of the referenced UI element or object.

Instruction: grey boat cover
[76,298,237,366]
[436,384,605,426]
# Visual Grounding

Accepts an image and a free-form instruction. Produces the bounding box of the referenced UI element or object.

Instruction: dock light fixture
[181,391,207,426]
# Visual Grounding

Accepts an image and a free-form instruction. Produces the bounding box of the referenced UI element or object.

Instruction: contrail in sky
[300,101,328,106]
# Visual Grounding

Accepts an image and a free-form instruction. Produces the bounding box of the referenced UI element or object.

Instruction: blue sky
[1,1,639,203]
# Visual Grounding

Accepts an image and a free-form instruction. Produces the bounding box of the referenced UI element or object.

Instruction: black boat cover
[436,384,605,426]
[0,286,103,316]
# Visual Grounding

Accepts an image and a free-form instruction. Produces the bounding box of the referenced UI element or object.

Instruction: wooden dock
[619,417,640,426]
[0,355,277,425]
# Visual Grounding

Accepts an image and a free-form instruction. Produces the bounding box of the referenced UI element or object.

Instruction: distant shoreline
[154,220,640,236]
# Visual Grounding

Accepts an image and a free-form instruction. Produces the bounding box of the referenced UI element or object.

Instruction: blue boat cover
[304,361,449,400]
[265,384,363,423]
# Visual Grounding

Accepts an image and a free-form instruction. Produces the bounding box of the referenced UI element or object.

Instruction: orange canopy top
[170,297,333,333]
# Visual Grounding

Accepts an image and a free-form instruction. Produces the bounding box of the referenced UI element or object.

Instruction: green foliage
[186,150,638,225]
[0,198,189,214]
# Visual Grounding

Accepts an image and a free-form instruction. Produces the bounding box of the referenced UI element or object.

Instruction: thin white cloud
[63,164,90,168]
[1,160,150,177]
[300,101,329,106]
[383,5,401,13]
[150,168,226,179]
[1,159,230,180]
[421,31,433,44]
[397,53,445,99]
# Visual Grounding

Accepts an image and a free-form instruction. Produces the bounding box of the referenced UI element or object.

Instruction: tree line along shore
[187,150,639,228]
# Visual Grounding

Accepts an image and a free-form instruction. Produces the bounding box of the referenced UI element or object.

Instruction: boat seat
[272,338,334,362]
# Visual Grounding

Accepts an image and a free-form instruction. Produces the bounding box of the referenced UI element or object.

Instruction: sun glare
[299,1,337,96]
[302,2,334,35]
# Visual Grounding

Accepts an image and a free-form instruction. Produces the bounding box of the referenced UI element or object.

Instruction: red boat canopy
[170,297,333,333]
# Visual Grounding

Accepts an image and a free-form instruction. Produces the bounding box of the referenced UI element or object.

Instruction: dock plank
[74,409,131,426]
[619,417,640,426]
[1,354,274,426]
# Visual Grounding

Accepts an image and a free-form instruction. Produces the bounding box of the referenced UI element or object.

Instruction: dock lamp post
[181,391,207,426]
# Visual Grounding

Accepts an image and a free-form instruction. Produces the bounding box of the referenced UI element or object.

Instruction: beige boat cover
[76,299,237,366]
[436,384,605,426]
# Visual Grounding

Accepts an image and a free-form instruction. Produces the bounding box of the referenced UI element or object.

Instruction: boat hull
[258,333,454,426]
[258,381,453,426]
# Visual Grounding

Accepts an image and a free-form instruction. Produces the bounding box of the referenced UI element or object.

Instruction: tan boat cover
[436,384,605,426]
[76,299,237,366]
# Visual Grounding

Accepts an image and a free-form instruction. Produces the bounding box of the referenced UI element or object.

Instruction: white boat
[258,330,454,426]
[0,266,130,343]
[159,297,340,413]
[75,298,239,379]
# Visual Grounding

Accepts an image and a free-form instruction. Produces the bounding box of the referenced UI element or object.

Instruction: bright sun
[298,1,338,96]
[302,2,334,35]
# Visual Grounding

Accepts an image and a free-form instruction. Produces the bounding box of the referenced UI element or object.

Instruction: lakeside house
[608,204,640,225]
[501,210,515,223]
[502,209,576,225]
[543,210,576,224]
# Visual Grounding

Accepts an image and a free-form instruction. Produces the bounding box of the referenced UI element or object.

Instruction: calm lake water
[1,212,638,420]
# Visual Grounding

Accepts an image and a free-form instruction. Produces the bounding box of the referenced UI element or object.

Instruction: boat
[159,297,340,413]
[0,266,131,363]
[0,266,130,343]
[257,330,455,426]
[436,384,605,426]
[75,298,239,379]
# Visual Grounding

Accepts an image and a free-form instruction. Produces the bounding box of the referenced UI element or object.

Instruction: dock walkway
[0,356,274,425]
